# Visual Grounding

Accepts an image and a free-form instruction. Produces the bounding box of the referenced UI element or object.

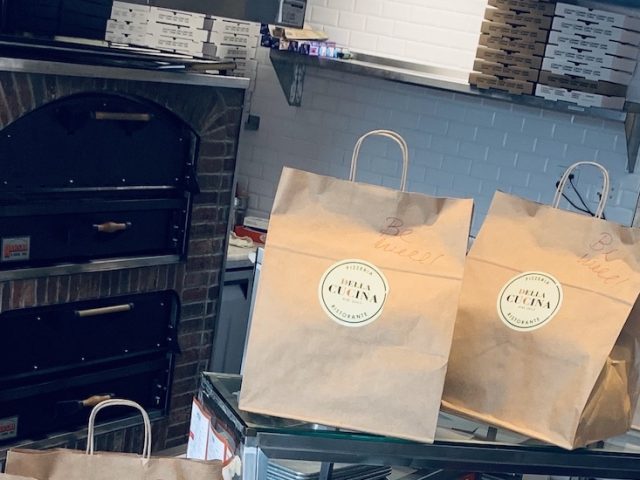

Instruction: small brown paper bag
[443,162,640,449]
[239,130,473,443]
[5,399,223,480]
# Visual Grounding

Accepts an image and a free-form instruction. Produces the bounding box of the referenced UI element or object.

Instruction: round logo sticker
[497,271,563,332]
[318,259,389,328]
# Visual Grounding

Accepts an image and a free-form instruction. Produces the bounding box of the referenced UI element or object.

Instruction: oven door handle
[93,111,152,122]
[74,303,134,318]
[93,221,132,233]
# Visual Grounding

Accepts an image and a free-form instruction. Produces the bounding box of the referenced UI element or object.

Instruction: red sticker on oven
[1,237,30,262]
[0,416,18,440]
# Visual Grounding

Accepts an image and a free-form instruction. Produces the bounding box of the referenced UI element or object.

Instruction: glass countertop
[201,372,640,456]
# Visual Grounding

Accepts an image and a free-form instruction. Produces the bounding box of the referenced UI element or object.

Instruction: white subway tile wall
[306,0,486,70]
[236,49,639,234]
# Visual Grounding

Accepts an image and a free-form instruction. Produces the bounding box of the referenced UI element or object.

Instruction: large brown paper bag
[239,130,473,443]
[442,162,640,449]
[6,399,223,480]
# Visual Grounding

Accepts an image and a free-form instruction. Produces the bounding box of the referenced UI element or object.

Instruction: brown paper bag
[5,399,223,480]
[239,130,473,443]
[442,162,640,449]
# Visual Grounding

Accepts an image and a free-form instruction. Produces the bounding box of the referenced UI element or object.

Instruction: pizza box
[469,72,535,94]
[106,19,147,35]
[479,34,546,56]
[208,30,259,48]
[207,17,261,37]
[552,17,640,46]
[541,56,633,84]
[555,2,640,33]
[216,44,258,60]
[473,59,540,81]
[105,30,146,45]
[146,35,204,55]
[488,0,555,16]
[538,70,628,96]
[476,46,543,69]
[148,6,205,29]
[544,44,637,73]
[548,31,639,59]
[147,22,208,42]
[111,2,149,23]
[481,21,550,43]
[535,83,625,109]
[485,8,552,30]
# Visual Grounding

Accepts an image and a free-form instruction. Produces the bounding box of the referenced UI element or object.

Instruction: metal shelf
[268,50,640,172]
[202,373,640,480]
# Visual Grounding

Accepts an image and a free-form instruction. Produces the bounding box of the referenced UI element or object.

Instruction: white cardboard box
[544,44,637,72]
[147,22,208,42]
[548,31,639,59]
[208,17,261,37]
[105,30,146,45]
[216,44,258,60]
[148,7,206,29]
[555,2,640,32]
[146,35,203,55]
[542,57,633,84]
[208,31,259,48]
[111,2,150,24]
[106,19,147,36]
[552,17,640,46]
[535,83,625,109]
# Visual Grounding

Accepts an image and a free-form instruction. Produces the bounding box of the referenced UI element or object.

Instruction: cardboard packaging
[106,19,146,36]
[479,34,546,56]
[474,59,540,82]
[207,17,261,37]
[551,17,640,46]
[111,1,149,23]
[544,44,638,73]
[147,22,208,42]
[208,31,259,48]
[469,72,535,95]
[548,31,639,60]
[555,2,640,33]
[488,0,556,16]
[541,57,633,85]
[148,7,205,29]
[476,46,543,69]
[485,8,553,30]
[535,83,626,109]
[481,21,550,43]
[538,70,628,97]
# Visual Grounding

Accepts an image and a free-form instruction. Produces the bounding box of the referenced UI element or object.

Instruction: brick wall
[237,48,639,234]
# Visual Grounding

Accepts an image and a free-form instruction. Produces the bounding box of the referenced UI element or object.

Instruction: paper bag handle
[552,161,610,219]
[350,130,409,192]
[86,399,152,460]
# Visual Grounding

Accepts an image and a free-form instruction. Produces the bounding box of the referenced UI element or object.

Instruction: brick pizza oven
[0,55,247,458]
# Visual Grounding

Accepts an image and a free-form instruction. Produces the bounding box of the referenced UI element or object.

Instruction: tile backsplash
[306,0,486,71]
[236,49,639,235]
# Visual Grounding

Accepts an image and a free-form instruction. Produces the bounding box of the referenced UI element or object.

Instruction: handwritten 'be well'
[374,217,444,266]
[577,232,629,286]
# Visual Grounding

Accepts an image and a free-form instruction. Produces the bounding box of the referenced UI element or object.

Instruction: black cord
[556,177,607,219]
[561,192,592,215]
[569,176,594,215]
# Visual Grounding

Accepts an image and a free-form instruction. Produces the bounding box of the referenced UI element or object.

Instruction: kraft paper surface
[443,191,640,449]
[239,167,473,443]
[6,448,223,480]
